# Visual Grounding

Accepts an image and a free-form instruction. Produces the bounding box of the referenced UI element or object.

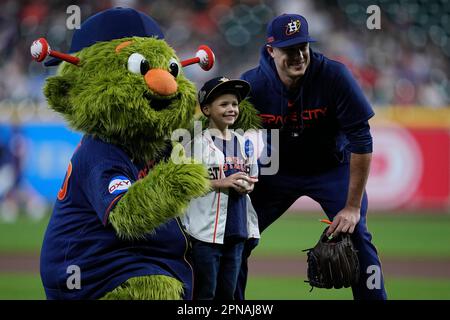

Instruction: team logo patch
[108,176,131,194]
[286,19,301,35]
[245,139,254,158]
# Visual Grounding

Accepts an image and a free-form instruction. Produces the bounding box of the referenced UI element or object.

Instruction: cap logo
[286,19,301,36]
[219,77,229,82]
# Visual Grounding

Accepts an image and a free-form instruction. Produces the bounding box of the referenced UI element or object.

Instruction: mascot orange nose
[144,69,178,96]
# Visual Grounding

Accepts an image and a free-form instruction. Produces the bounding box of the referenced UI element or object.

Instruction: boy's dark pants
[191,239,245,300]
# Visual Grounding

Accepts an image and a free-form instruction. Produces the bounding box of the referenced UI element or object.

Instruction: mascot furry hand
[32,7,213,300]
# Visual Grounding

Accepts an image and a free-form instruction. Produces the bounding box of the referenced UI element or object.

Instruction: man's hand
[326,206,360,237]
[325,153,371,238]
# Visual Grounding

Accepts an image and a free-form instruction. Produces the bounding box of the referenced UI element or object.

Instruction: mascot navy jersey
[40,135,192,299]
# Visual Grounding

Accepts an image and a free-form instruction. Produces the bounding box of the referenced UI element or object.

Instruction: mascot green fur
[33,7,215,300]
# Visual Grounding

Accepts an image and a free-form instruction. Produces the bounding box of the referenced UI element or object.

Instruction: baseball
[238,178,250,190]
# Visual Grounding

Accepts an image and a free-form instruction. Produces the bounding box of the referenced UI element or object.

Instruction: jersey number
[58,161,72,201]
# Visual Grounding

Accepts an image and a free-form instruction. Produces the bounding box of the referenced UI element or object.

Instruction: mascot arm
[230,98,262,131]
[109,159,210,239]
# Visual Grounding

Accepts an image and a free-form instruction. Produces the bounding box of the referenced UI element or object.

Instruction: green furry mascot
[33,7,215,300]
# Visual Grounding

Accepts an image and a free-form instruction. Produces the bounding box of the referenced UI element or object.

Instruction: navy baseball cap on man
[45,7,164,66]
[266,13,316,48]
[198,76,251,108]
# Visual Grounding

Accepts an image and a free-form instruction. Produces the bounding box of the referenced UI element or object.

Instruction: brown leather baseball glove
[303,227,360,290]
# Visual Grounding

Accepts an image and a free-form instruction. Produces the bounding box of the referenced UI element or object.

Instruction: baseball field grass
[0,211,449,300]
[1,274,450,300]
[251,212,450,258]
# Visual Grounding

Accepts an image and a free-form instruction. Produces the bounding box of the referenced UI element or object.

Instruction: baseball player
[236,13,387,300]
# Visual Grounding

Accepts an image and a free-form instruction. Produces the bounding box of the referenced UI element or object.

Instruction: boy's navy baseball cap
[45,7,164,66]
[198,76,251,107]
[266,13,316,48]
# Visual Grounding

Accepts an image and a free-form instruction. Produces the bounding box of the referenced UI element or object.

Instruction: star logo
[286,19,301,35]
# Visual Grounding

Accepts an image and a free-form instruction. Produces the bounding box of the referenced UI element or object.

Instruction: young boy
[182,76,260,300]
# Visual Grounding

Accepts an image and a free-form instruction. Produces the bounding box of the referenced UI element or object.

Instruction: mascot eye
[127,53,150,75]
[168,58,180,77]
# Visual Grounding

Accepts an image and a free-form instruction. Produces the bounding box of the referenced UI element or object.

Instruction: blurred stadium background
[0,0,449,299]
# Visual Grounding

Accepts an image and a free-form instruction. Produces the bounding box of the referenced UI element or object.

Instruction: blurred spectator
[0,123,47,222]
[0,129,15,207]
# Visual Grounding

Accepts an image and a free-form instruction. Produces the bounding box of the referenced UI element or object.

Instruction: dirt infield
[248,257,450,278]
[1,253,450,278]
[0,253,40,273]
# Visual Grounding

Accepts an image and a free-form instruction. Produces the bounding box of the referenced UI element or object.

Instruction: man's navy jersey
[241,48,374,175]
[40,135,193,300]
[212,135,247,241]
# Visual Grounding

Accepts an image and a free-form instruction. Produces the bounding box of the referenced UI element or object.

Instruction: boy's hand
[237,176,258,194]
[220,172,258,194]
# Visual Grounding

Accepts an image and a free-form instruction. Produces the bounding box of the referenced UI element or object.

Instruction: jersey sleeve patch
[108,176,132,195]
[245,139,254,158]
